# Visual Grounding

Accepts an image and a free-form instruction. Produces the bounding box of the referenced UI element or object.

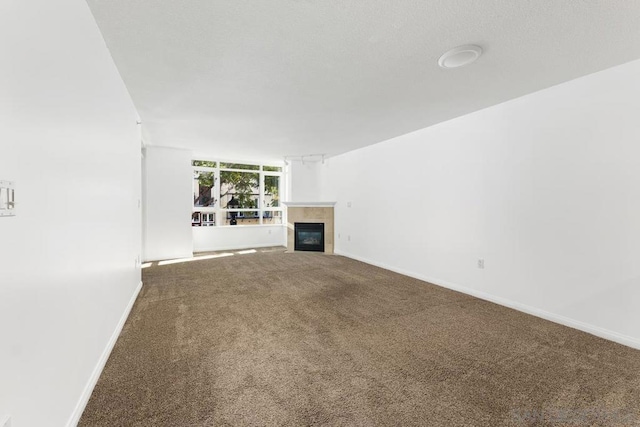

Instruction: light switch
[0,180,15,217]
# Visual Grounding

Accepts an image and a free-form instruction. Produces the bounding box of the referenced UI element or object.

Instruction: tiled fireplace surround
[283,202,336,254]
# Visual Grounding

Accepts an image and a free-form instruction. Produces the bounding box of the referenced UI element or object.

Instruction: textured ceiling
[87,0,640,162]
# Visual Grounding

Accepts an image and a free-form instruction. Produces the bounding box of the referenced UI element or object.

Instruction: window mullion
[259,170,265,225]
[214,167,220,226]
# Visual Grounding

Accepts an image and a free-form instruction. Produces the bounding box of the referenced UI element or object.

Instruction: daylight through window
[191,160,283,227]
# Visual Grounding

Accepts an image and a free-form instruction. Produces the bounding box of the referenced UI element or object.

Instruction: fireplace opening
[294,222,324,252]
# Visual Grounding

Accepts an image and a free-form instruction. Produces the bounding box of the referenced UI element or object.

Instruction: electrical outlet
[348,235,351,242]
[338,233,341,239]
[477,259,485,269]
[1,415,11,427]
[347,201,352,208]
[268,229,272,234]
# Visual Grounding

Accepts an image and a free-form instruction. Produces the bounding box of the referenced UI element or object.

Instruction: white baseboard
[335,250,640,351]
[66,280,143,427]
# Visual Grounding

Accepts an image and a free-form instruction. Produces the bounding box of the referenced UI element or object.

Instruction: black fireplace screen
[294,222,324,252]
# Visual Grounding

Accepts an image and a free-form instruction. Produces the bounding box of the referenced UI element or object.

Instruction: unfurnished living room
[2,1,640,426]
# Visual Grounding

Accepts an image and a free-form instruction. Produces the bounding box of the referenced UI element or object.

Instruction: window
[262,173,282,224]
[191,160,284,227]
[263,174,280,207]
[220,170,259,209]
[193,170,216,208]
[219,162,259,171]
[263,165,282,172]
[192,160,217,168]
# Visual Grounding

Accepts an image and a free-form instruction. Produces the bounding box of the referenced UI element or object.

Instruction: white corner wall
[320,59,640,349]
[143,146,193,261]
[0,1,142,426]
[290,160,321,202]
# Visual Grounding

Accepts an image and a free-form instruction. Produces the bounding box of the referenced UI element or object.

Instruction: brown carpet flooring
[80,248,640,426]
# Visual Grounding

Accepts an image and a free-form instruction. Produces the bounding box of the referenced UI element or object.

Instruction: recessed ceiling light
[438,45,483,69]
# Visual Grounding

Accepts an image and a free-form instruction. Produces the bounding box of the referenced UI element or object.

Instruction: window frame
[192,160,284,227]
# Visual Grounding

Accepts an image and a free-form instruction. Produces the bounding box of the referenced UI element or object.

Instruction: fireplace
[294,222,324,252]
[284,202,335,253]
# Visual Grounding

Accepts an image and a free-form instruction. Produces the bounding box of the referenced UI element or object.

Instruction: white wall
[143,146,193,261]
[290,160,321,201]
[193,226,286,252]
[320,59,640,348]
[0,1,142,426]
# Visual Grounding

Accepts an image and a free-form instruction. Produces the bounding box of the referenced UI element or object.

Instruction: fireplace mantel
[282,201,337,208]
